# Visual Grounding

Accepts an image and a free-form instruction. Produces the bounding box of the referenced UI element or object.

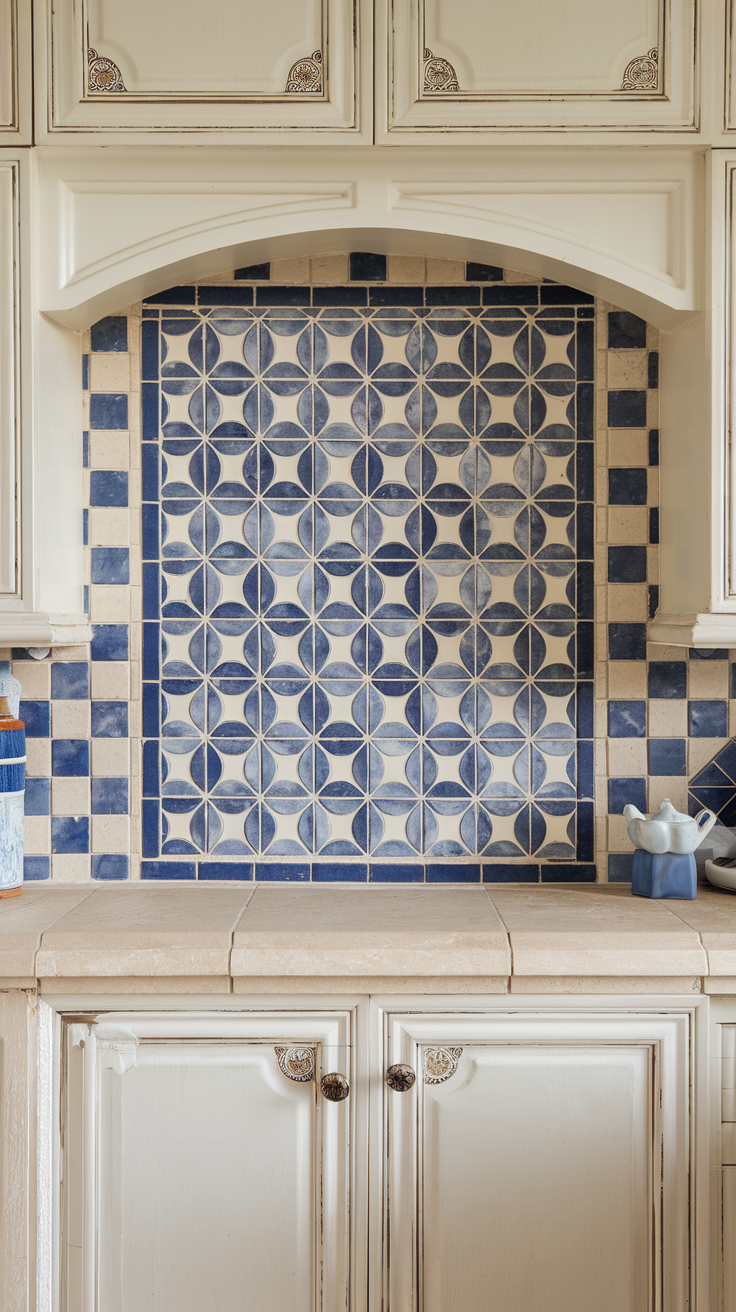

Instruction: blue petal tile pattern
[142,297,594,866]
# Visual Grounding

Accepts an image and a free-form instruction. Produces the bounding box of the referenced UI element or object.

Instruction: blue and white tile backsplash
[7,253,736,882]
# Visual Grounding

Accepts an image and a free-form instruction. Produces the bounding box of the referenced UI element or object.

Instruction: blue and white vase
[0,693,25,896]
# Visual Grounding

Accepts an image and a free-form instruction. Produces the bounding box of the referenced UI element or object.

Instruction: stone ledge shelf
[4,882,736,995]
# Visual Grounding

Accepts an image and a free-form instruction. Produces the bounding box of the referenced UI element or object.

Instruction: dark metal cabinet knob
[386,1063,416,1092]
[320,1072,349,1102]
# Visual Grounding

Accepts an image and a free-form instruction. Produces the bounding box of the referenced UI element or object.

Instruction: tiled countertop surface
[3,881,736,989]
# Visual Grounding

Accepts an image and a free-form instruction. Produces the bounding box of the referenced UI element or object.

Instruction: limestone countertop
[3,881,736,992]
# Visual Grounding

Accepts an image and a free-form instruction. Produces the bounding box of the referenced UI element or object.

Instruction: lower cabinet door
[382,1009,692,1312]
[60,1010,353,1312]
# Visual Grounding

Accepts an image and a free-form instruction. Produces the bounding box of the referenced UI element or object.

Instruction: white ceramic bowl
[705,859,736,892]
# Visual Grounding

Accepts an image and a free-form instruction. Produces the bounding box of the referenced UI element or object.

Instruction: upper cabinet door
[378,0,697,137]
[0,0,32,141]
[38,0,368,140]
[59,1010,355,1312]
[381,1009,693,1312]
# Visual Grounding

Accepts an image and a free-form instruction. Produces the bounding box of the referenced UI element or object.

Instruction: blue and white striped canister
[0,696,25,896]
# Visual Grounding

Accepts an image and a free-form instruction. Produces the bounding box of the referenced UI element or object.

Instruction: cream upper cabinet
[37,0,369,141]
[377,0,697,137]
[0,0,32,142]
[382,1009,694,1312]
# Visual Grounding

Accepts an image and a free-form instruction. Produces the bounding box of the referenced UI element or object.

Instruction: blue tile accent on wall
[234,263,271,280]
[371,862,425,881]
[83,509,89,545]
[82,354,89,390]
[91,777,130,814]
[608,468,647,504]
[608,777,647,814]
[608,853,635,882]
[24,855,50,880]
[541,863,596,881]
[91,701,129,737]
[648,429,659,465]
[52,816,90,853]
[91,316,128,352]
[608,701,647,737]
[24,777,50,815]
[20,700,50,736]
[89,471,129,507]
[648,738,687,775]
[607,311,647,349]
[466,262,504,282]
[649,508,659,543]
[349,252,387,281]
[92,854,130,879]
[198,861,254,879]
[482,863,540,882]
[608,623,647,661]
[312,862,369,882]
[648,661,687,699]
[607,392,647,428]
[91,547,130,585]
[141,859,197,878]
[89,394,128,430]
[52,740,90,777]
[608,546,647,582]
[91,625,129,661]
[689,700,728,737]
[83,431,89,468]
[51,661,89,700]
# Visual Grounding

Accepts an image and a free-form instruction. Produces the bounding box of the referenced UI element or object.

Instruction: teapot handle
[695,808,716,829]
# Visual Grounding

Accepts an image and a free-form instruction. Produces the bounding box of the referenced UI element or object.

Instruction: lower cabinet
[49,1000,698,1312]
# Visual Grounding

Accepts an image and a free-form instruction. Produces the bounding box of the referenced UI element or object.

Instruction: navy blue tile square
[83,431,89,468]
[91,701,128,737]
[91,624,129,661]
[312,862,368,881]
[313,286,367,307]
[141,321,159,380]
[577,382,594,440]
[691,648,729,659]
[24,855,50,880]
[608,311,647,349]
[576,322,594,381]
[91,777,129,814]
[91,547,129,585]
[648,661,687,699]
[483,285,539,306]
[540,285,593,305]
[142,740,159,796]
[577,622,595,676]
[426,286,481,306]
[89,471,128,508]
[649,507,659,543]
[197,287,254,307]
[20,700,50,737]
[349,252,387,281]
[369,286,424,307]
[608,623,647,661]
[234,262,270,280]
[91,317,128,352]
[198,861,254,879]
[52,816,89,854]
[482,863,540,882]
[608,853,635,882]
[370,863,424,882]
[82,354,89,390]
[576,682,594,738]
[648,738,687,775]
[52,739,89,777]
[540,864,596,882]
[92,854,130,879]
[141,860,196,879]
[89,394,128,430]
[426,863,481,882]
[51,661,89,700]
[648,352,659,389]
[24,778,50,815]
[689,700,728,737]
[648,584,659,619]
[256,287,310,307]
[83,508,89,546]
[255,862,309,880]
[608,391,647,428]
[575,442,594,500]
[142,799,159,857]
[467,262,503,282]
[648,429,659,466]
[608,468,647,504]
[576,740,594,798]
[608,545,647,582]
[608,776,647,815]
[608,701,647,737]
[142,385,159,438]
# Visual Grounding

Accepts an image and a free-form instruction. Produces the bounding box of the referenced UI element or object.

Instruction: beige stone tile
[688,737,725,775]
[51,701,90,738]
[606,814,632,850]
[647,389,659,427]
[89,432,130,468]
[90,662,130,699]
[12,660,51,698]
[607,507,649,543]
[88,585,130,623]
[425,258,464,284]
[688,659,729,697]
[594,699,607,737]
[51,855,91,881]
[0,886,93,975]
[52,778,90,816]
[595,661,608,697]
[91,815,130,853]
[647,643,687,662]
[647,778,688,813]
[26,739,51,776]
[37,884,258,976]
[607,431,649,466]
[606,351,648,389]
[232,886,510,978]
[607,584,647,622]
[607,660,647,697]
[89,354,131,392]
[503,268,538,284]
[269,257,309,283]
[595,506,607,542]
[510,975,701,994]
[489,886,706,976]
[89,508,130,548]
[647,546,659,583]
[664,888,736,976]
[41,645,88,661]
[310,252,348,284]
[92,738,130,776]
[730,698,736,735]
[388,254,425,283]
[648,699,686,736]
[647,467,659,505]
[607,738,647,774]
[23,815,50,854]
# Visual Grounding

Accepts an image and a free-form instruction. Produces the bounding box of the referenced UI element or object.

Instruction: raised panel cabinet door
[0,0,32,141]
[382,1010,692,1312]
[59,1011,353,1312]
[38,0,367,138]
[378,0,696,134]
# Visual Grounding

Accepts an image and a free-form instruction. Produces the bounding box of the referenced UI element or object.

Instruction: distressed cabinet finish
[377,0,697,137]
[0,0,32,143]
[57,1010,354,1312]
[382,1008,693,1312]
[38,0,367,140]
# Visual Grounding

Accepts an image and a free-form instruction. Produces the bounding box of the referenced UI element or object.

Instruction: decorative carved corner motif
[423,1046,463,1084]
[88,48,126,93]
[275,1045,316,1081]
[285,51,323,93]
[620,48,658,91]
[423,49,460,93]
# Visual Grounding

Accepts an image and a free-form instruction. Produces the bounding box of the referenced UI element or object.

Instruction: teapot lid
[650,798,690,824]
